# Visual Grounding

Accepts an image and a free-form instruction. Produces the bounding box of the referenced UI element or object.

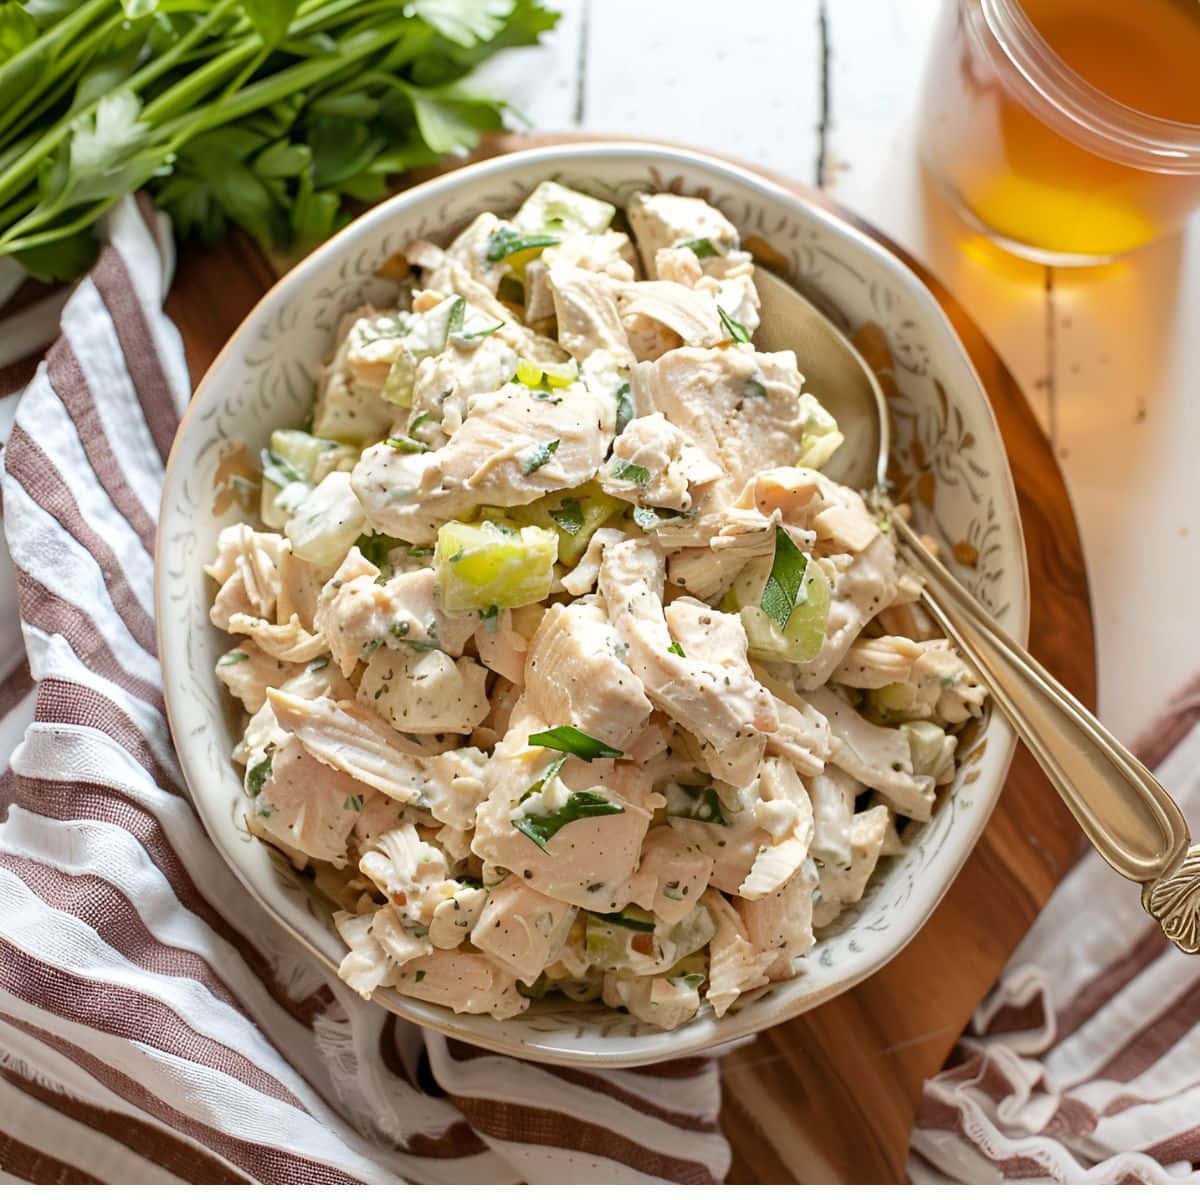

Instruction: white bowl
[157,142,1027,1067]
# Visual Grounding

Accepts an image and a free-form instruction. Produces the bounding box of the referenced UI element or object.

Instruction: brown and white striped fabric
[910,685,1200,1184]
[0,197,730,1185]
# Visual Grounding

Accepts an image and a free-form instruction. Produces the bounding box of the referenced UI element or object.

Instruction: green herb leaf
[412,0,514,47]
[760,525,809,628]
[245,754,274,799]
[678,236,718,258]
[717,305,751,344]
[667,640,685,658]
[682,973,704,988]
[455,319,504,341]
[479,603,499,633]
[596,905,656,933]
[355,532,405,569]
[517,438,558,475]
[408,412,437,434]
[217,649,249,667]
[518,755,565,803]
[385,435,426,454]
[343,793,364,811]
[614,381,633,434]
[485,227,561,263]
[549,497,584,536]
[239,0,300,47]
[744,375,767,398]
[445,295,466,340]
[632,504,678,531]
[513,790,624,851]
[528,726,623,762]
[260,447,301,489]
[610,458,651,485]
[414,969,426,982]
[666,783,725,824]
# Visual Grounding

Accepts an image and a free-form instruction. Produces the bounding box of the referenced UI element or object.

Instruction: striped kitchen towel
[0,197,731,1186]
[910,685,1200,1184]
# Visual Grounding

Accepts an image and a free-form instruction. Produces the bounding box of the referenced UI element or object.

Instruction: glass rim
[979,0,1200,173]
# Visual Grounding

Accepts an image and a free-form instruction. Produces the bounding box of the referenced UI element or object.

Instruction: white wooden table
[478,0,1200,744]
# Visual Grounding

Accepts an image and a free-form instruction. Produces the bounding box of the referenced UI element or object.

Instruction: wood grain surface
[163,133,1097,1185]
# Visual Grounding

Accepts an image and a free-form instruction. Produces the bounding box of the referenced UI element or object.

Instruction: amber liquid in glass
[922,0,1200,261]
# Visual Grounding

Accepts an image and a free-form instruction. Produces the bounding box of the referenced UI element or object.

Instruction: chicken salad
[206,182,985,1030]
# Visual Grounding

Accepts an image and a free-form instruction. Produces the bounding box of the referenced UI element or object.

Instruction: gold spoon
[755,268,1200,953]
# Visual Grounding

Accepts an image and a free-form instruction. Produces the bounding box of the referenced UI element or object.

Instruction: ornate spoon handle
[895,514,1200,954]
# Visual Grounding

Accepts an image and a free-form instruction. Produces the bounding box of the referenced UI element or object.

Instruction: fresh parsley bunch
[0,0,558,278]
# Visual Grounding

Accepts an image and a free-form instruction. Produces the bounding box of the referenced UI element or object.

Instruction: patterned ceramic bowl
[157,143,1027,1067]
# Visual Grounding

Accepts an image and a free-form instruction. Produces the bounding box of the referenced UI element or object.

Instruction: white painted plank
[1052,219,1200,739]
[471,0,586,131]
[582,0,822,180]
[821,0,1051,429]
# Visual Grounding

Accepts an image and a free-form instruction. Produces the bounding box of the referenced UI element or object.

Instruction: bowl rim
[156,139,1028,1067]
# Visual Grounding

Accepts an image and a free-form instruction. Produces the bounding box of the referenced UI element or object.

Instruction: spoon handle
[895,514,1200,954]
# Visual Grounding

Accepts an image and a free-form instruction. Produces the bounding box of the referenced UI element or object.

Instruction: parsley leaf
[632,504,680,531]
[260,447,301,489]
[528,726,624,762]
[760,526,809,628]
[610,458,651,485]
[517,439,558,475]
[355,532,405,569]
[549,497,584,536]
[245,754,274,799]
[485,227,561,262]
[678,236,719,257]
[665,783,725,825]
[615,381,633,434]
[513,790,625,851]
[385,435,426,454]
[596,905,656,932]
[667,640,686,658]
[717,305,752,343]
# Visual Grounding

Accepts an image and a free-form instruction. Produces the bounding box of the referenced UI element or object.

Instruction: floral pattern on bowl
[156,142,1028,1067]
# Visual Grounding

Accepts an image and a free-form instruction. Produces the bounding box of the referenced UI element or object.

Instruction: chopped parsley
[678,236,719,258]
[667,640,686,658]
[384,435,425,454]
[682,973,704,988]
[486,228,562,262]
[444,296,466,340]
[260,447,302,489]
[355,532,405,569]
[217,649,248,667]
[615,382,634,434]
[550,497,585,536]
[666,783,725,824]
[407,546,434,558]
[517,439,559,475]
[513,790,624,851]
[454,320,504,342]
[245,755,273,799]
[717,305,751,343]
[408,412,436,434]
[343,794,364,812]
[528,726,624,762]
[414,970,426,983]
[596,905,656,933]
[479,604,499,633]
[632,505,679,531]
[518,756,565,804]
[744,375,767,398]
[610,458,651,485]
[760,526,809,628]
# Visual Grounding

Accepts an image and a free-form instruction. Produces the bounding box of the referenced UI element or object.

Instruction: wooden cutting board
[164,133,1096,1185]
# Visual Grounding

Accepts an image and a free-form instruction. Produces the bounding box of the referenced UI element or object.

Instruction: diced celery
[795,393,845,470]
[514,181,616,236]
[904,720,956,780]
[504,482,626,567]
[435,520,558,612]
[285,471,366,569]
[270,429,358,481]
[514,357,579,391]
[382,348,417,407]
[727,556,833,664]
